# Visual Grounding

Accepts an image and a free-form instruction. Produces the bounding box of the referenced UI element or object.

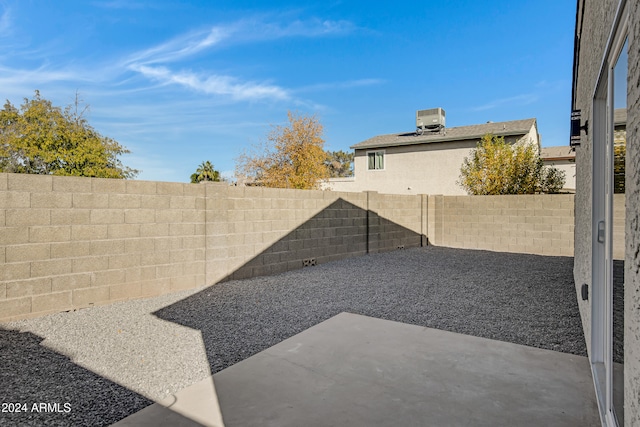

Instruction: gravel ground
[1,246,586,427]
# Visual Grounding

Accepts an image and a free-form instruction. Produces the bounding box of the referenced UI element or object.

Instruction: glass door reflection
[611,37,626,426]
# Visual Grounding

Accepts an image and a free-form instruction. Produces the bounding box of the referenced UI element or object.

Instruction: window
[367,151,384,170]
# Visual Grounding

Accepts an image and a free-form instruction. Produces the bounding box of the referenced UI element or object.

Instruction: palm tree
[191,161,221,183]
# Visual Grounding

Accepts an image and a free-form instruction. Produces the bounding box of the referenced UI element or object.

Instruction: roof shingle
[540,146,575,160]
[351,118,537,150]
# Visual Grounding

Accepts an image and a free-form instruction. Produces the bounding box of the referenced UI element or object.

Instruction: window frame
[367,150,385,171]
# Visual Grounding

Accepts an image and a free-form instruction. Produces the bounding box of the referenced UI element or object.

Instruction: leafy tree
[0,91,138,178]
[190,160,221,183]
[325,149,354,177]
[539,166,566,194]
[458,134,565,195]
[236,111,329,189]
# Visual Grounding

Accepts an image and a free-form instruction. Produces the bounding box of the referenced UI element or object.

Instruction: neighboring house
[540,146,576,192]
[572,0,639,426]
[325,116,540,195]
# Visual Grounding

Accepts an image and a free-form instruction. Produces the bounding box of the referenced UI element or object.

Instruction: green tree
[0,91,138,178]
[458,134,565,195]
[236,111,329,189]
[325,149,354,177]
[539,166,567,194]
[190,160,221,183]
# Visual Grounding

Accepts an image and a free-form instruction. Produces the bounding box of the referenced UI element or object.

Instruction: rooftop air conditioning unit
[416,108,446,135]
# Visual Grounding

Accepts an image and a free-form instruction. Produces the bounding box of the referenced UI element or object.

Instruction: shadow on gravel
[153,246,588,377]
[0,328,151,427]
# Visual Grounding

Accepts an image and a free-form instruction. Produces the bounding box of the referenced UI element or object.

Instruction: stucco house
[571,0,639,425]
[325,116,541,195]
[540,146,576,192]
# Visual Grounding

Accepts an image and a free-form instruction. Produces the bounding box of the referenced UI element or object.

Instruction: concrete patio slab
[112,375,224,427]
[113,312,599,427]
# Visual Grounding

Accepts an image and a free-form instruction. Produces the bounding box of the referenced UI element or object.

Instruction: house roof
[541,146,575,161]
[614,108,626,126]
[350,118,537,150]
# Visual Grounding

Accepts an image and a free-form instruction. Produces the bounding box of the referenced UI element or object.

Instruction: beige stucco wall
[573,0,640,424]
[350,140,476,196]
[625,0,640,422]
[544,160,576,191]
[323,177,359,192]
[572,0,618,361]
[327,124,540,196]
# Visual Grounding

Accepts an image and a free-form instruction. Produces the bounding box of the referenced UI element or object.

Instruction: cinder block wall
[0,174,423,321]
[613,193,625,260]
[5,172,619,322]
[205,186,372,283]
[428,194,576,256]
[0,174,206,321]
[367,192,423,252]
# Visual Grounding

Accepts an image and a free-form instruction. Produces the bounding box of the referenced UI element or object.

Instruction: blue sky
[1,0,575,182]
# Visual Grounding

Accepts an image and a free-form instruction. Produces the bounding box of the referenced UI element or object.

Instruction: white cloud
[245,17,355,40]
[1,12,359,108]
[124,27,229,66]
[0,65,80,84]
[123,15,356,103]
[124,17,355,67]
[130,65,290,101]
[471,94,539,112]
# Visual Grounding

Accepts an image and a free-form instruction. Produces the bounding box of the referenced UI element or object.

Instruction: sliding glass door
[592,6,627,425]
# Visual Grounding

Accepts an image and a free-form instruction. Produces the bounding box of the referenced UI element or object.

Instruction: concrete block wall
[613,193,625,260]
[1,174,423,321]
[205,186,372,283]
[5,172,620,322]
[1,174,206,321]
[429,194,576,256]
[367,192,424,252]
